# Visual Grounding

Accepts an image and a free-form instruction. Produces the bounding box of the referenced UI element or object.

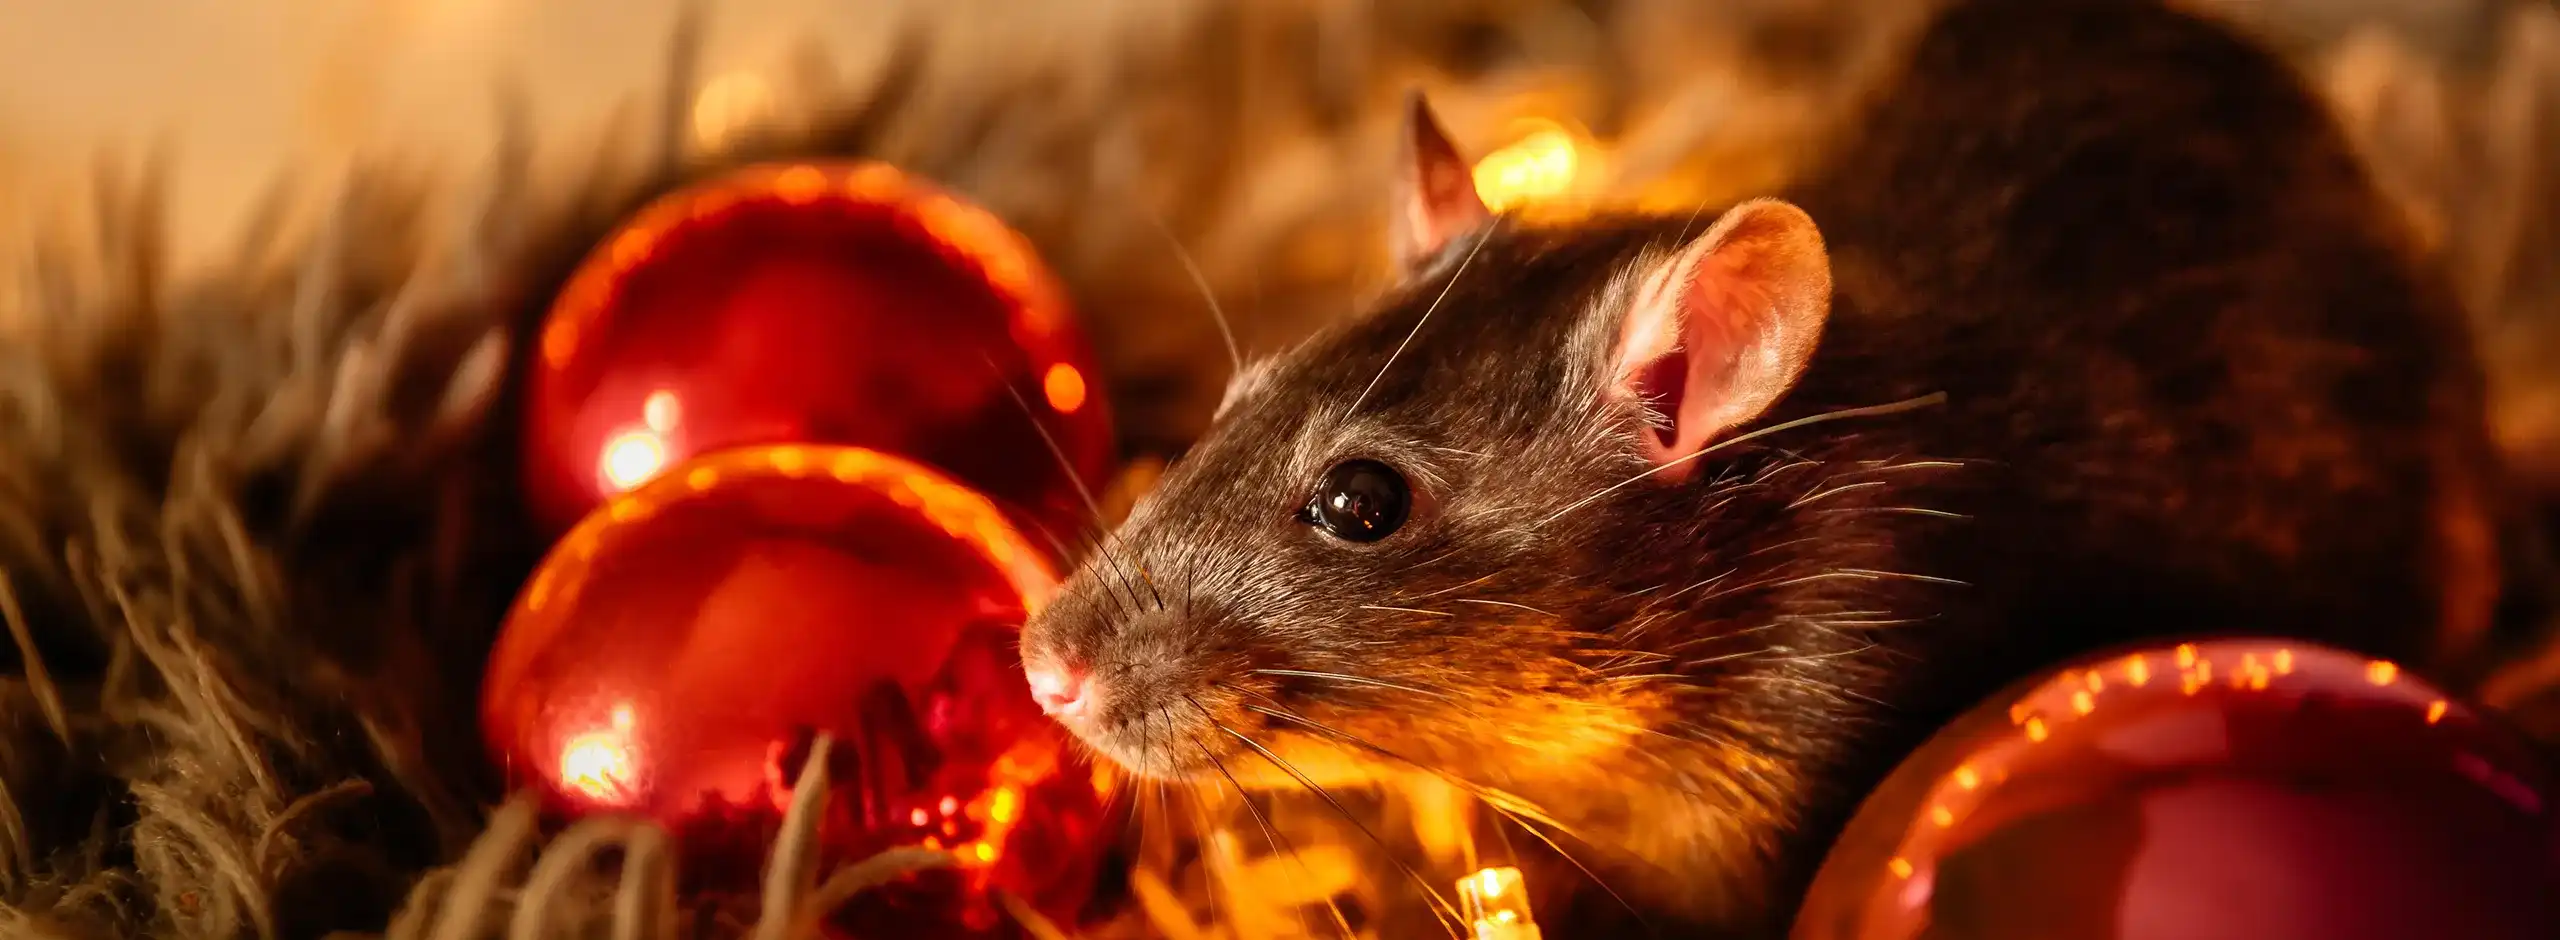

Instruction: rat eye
[1301,459,1411,543]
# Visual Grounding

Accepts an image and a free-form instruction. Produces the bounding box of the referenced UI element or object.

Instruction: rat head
[1020,95,1833,804]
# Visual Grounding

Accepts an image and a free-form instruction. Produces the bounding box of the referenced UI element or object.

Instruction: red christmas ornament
[1794,638,2560,940]
[521,161,1115,544]
[482,444,1117,935]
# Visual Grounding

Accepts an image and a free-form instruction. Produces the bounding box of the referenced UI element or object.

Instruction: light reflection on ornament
[484,444,1112,935]
[520,162,1116,542]
[1796,638,2560,940]
[1042,363,1087,415]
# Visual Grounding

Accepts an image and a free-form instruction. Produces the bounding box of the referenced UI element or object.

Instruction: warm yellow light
[1887,857,1915,879]
[939,795,961,816]
[2024,717,2049,742]
[2176,644,2198,668]
[988,786,1021,824]
[970,842,997,864]
[2366,660,2399,686]
[2125,655,2152,687]
[1043,363,1088,414]
[559,731,636,804]
[600,428,668,491]
[692,72,774,149]
[609,703,635,732]
[2425,700,2448,724]
[910,808,930,827]
[1458,867,1539,940]
[1471,122,1582,213]
[2274,648,2296,675]
[1930,805,1955,828]
[1954,765,1980,790]
[2070,690,2095,715]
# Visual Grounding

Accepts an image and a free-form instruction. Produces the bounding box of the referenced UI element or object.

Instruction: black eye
[1301,459,1412,543]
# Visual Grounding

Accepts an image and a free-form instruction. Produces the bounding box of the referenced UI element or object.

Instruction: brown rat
[1019,0,2529,934]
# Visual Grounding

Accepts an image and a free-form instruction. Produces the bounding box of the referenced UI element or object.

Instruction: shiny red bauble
[482,444,1116,936]
[520,161,1115,543]
[1795,638,2560,940]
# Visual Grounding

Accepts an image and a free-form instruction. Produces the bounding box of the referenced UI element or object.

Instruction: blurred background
[0,0,2552,475]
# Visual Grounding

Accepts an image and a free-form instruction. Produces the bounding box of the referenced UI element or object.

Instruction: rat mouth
[1065,689,1397,797]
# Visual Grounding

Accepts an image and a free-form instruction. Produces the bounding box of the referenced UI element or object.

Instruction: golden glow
[2125,655,2152,687]
[1458,867,1538,940]
[692,72,774,148]
[559,730,637,804]
[2367,660,2400,686]
[910,808,930,827]
[775,166,827,204]
[988,786,1021,824]
[2274,648,2296,675]
[1888,857,1915,879]
[1930,805,1955,828]
[2070,690,2095,715]
[939,795,961,816]
[1471,121,1582,213]
[2084,670,2105,693]
[1043,363,1088,414]
[600,428,669,491]
[970,842,997,864]
[2024,717,2049,742]
[2426,700,2448,724]
[2176,643,2198,668]
[1954,765,1980,790]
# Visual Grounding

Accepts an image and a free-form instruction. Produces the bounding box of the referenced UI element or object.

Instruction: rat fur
[1018,0,2531,934]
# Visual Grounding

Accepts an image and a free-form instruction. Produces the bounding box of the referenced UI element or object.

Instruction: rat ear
[1611,199,1832,480]
[1389,92,1493,273]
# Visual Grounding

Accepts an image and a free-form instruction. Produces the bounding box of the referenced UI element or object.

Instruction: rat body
[1021,0,2519,934]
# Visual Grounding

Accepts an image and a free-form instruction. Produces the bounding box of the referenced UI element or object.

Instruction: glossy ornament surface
[1796,638,2560,940]
[520,161,1114,544]
[483,444,1115,935]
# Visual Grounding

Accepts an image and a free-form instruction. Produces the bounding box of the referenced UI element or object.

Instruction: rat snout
[1025,661,1090,719]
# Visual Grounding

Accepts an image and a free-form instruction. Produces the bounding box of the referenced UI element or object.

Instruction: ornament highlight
[483,444,1112,936]
[521,161,1115,544]
[1794,638,2560,940]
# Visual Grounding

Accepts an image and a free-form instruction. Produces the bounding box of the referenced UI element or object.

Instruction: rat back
[1517,0,2529,929]
[1758,0,2513,713]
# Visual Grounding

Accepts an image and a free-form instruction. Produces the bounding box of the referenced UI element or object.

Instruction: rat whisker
[1405,571,1499,597]
[1536,392,1951,528]
[1830,567,1970,586]
[1138,205,1244,373]
[1205,711,1467,937]
[982,354,1160,613]
[1229,697,1650,925]
[1191,734,1355,940]
[1448,597,1556,617]
[1358,604,1454,618]
[1821,506,1971,519]
[1249,669,1461,702]
[1348,219,1500,416]
[1785,480,1889,509]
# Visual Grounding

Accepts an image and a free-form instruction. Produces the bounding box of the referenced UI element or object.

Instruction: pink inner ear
[1617,233,1812,477]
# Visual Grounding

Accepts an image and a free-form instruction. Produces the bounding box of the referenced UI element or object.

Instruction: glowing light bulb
[1471,121,1583,213]
[1458,866,1540,940]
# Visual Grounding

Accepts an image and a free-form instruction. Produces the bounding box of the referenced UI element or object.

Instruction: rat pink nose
[1026,663,1090,719]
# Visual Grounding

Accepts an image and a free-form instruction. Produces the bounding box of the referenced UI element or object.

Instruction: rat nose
[1026,662,1091,719]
